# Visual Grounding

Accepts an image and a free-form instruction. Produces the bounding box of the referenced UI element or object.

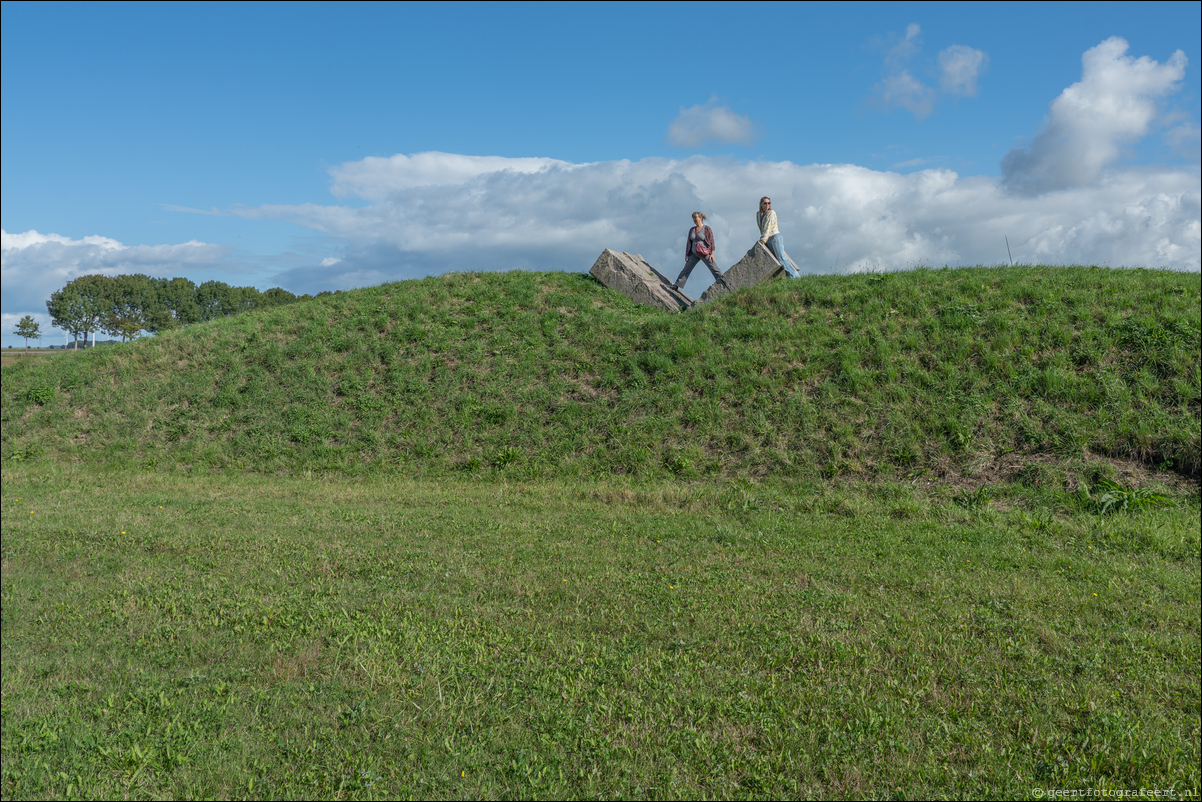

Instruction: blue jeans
[767,234,800,277]
[676,253,723,290]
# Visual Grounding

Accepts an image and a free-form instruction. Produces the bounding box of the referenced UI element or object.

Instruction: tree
[260,287,297,307]
[45,273,300,345]
[196,280,242,321]
[46,284,88,349]
[46,278,108,349]
[145,277,200,332]
[73,274,117,346]
[15,315,41,348]
[102,307,146,342]
[101,274,153,341]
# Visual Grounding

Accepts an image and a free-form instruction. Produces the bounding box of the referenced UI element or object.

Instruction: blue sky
[3,1,1199,346]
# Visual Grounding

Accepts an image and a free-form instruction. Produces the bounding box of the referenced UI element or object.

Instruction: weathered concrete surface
[588,249,693,311]
[697,241,785,304]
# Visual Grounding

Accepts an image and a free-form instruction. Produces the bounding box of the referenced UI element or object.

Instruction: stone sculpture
[697,241,786,304]
[588,249,693,312]
[588,241,790,311]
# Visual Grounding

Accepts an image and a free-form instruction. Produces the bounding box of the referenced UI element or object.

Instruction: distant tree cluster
[46,274,302,348]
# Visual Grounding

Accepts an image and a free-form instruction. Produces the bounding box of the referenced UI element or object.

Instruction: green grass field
[2,266,1199,799]
[2,466,1198,799]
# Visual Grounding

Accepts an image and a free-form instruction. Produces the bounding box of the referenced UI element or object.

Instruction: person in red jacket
[673,212,727,294]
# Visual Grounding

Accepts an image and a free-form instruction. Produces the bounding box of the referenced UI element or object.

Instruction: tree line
[46,274,306,348]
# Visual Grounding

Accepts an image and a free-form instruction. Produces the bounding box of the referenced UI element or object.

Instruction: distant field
[0,349,70,364]
[1,347,95,368]
[1,464,1198,799]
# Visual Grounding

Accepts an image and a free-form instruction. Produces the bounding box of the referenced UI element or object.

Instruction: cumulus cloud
[666,99,757,149]
[1,229,230,324]
[326,151,572,201]
[1002,37,1187,195]
[938,45,988,96]
[225,149,1198,297]
[872,24,987,118]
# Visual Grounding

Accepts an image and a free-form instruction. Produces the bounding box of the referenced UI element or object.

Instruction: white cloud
[874,70,937,119]
[326,152,572,201]
[228,150,1198,297]
[872,24,987,118]
[666,99,756,149]
[938,45,987,96]
[886,23,923,68]
[1002,37,1187,195]
[1,229,230,324]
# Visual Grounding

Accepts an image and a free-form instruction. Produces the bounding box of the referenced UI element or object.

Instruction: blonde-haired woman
[673,212,727,294]
[757,197,801,278]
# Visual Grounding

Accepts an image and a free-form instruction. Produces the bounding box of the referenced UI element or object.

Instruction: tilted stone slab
[588,249,693,312]
[697,241,786,304]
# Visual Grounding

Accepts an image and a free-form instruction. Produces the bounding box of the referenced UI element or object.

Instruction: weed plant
[1,266,1198,483]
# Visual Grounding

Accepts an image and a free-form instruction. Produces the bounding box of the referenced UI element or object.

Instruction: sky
[2,1,1199,346]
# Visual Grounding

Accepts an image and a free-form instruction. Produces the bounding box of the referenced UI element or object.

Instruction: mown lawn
[2,465,1198,800]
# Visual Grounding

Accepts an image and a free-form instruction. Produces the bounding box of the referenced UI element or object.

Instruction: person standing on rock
[757,197,801,278]
[673,212,727,294]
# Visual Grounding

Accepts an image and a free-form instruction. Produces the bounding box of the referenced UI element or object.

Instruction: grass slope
[2,266,1198,487]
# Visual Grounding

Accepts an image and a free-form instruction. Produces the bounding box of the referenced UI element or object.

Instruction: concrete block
[697,241,785,304]
[588,249,693,312]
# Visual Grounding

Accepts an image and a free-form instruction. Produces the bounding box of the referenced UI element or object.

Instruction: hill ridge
[3,266,1198,486]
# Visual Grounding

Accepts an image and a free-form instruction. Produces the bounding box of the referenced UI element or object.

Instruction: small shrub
[24,386,54,405]
[944,421,972,451]
[490,446,523,468]
[1091,479,1173,515]
[664,451,696,477]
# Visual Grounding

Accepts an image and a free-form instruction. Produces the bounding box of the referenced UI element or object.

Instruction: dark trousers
[675,254,723,290]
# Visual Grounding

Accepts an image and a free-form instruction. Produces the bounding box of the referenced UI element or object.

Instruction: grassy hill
[2,265,1199,798]
[3,265,1198,490]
